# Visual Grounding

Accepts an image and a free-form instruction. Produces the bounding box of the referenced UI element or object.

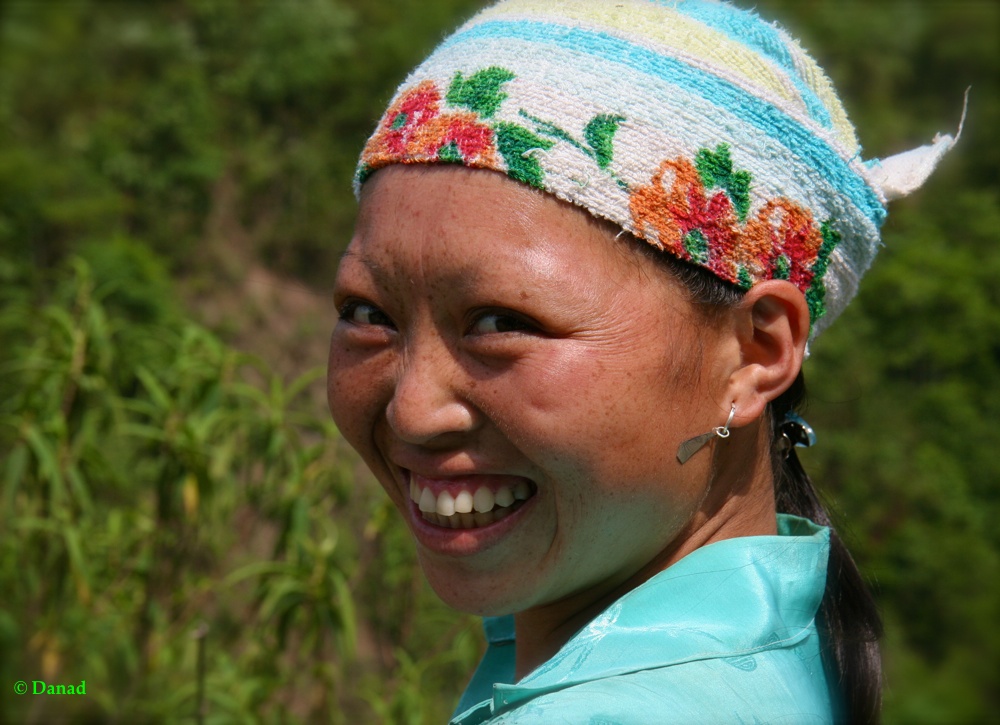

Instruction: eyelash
[338,300,395,329]
[467,310,536,335]
[338,301,537,337]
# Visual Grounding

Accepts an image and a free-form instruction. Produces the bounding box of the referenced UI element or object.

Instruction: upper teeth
[411,480,532,517]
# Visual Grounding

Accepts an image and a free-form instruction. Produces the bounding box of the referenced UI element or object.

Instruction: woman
[327,1,956,722]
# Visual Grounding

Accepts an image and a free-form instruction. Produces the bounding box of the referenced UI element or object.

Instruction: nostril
[386,380,478,444]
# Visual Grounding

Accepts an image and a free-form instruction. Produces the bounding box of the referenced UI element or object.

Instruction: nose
[386,344,477,446]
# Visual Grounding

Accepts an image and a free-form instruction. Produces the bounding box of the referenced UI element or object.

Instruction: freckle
[519,290,528,300]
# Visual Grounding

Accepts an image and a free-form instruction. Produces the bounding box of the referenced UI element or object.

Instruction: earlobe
[727,280,810,425]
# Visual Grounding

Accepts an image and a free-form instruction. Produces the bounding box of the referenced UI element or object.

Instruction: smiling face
[327,165,742,617]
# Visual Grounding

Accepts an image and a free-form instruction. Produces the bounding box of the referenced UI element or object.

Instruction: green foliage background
[0,0,996,722]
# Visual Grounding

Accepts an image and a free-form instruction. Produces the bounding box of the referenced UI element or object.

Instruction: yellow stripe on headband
[475,0,805,114]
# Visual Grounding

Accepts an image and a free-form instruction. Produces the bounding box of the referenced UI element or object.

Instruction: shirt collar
[473,514,830,717]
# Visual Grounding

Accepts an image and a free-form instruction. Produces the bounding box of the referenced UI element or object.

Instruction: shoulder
[489,650,834,725]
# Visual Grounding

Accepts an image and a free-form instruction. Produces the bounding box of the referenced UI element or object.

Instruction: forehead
[346,166,642,291]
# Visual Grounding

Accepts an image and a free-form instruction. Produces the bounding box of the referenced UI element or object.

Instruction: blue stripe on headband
[441,19,885,227]
[668,0,835,130]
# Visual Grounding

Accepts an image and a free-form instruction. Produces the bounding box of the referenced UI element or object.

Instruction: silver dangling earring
[676,403,736,464]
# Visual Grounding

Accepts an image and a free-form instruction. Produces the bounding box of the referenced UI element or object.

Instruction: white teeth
[411,478,536,529]
[436,490,456,516]
[421,501,521,529]
[454,490,474,514]
[494,486,514,507]
[473,486,495,513]
[418,487,437,513]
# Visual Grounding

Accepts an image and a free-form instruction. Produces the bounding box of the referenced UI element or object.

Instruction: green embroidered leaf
[494,122,554,189]
[803,221,840,323]
[695,144,752,221]
[729,169,752,221]
[695,144,733,189]
[683,229,710,264]
[584,114,625,170]
[774,254,791,280]
[805,282,827,322]
[437,141,464,164]
[736,265,754,290]
[390,112,408,130]
[446,67,516,119]
[520,110,579,149]
[355,164,373,185]
[815,220,841,277]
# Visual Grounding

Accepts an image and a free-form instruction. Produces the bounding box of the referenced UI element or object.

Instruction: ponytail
[771,374,884,725]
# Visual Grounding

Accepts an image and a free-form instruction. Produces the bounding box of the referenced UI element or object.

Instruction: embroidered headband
[355,0,958,336]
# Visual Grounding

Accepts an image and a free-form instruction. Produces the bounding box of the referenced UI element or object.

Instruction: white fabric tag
[866,88,968,202]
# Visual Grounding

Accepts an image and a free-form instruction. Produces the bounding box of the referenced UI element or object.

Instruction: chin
[416,554,534,617]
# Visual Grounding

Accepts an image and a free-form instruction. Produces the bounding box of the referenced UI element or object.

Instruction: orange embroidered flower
[629,157,738,279]
[630,145,832,295]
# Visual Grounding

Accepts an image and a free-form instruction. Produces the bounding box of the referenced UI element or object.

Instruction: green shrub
[0,249,480,724]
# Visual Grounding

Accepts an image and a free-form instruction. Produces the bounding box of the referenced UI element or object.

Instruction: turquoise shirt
[450,515,836,724]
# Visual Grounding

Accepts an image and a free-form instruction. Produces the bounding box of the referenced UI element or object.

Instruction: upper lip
[389,460,536,499]
[388,450,518,481]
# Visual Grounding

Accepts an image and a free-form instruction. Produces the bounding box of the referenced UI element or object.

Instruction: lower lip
[407,490,537,557]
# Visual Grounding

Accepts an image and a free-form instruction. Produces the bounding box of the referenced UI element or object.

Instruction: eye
[468,310,536,335]
[338,300,395,329]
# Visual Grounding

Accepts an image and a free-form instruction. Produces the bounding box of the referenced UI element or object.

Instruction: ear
[726,280,810,426]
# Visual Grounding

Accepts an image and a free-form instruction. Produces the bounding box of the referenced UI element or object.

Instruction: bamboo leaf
[62,526,92,604]
[3,442,28,510]
[65,463,94,514]
[23,423,66,504]
[285,366,324,401]
[222,560,296,587]
[121,423,168,443]
[259,580,307,623]
[330,571,357,659]
[135,365,172,410]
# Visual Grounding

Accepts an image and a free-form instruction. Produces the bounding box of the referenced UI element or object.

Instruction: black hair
[641,245,884,724]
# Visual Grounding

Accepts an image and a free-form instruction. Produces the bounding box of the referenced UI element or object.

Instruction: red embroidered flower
[746,200,823,290]
[362,81,442,163]
[362,81,499,170]
[413,112,497,166]
[630,157,738,280]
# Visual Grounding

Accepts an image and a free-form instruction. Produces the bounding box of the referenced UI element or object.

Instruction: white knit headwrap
[357,0,956,336]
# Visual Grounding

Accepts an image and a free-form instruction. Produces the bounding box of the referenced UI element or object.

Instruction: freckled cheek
[498,349,679,492]
[503,348,642,440]
[487,351,621,470]
[326,343,394,455]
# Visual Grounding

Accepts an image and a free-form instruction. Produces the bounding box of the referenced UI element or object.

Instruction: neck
[512,420,777,680]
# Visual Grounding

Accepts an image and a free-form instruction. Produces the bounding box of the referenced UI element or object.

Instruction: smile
[407,474,536,529]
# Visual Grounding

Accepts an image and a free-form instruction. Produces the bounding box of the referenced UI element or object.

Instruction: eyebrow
[339,249,393,284]
[338,248,488,291]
